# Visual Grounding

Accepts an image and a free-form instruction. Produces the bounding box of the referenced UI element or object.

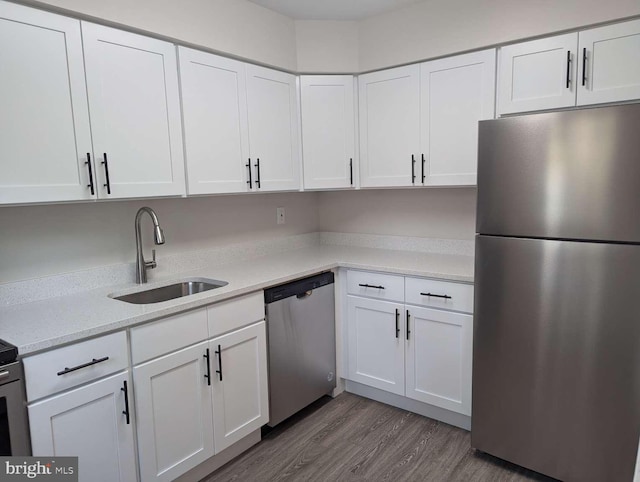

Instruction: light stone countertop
[0,244,474,356]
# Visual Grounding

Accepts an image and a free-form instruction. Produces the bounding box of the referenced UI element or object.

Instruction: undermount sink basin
[111,278,228,304]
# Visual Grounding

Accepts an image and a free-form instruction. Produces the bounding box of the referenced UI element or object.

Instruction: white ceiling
[247,0,424,20]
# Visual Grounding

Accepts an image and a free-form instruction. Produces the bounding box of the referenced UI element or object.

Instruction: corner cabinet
[498,19,640,114]
[0,2,94,204]
[82,22,185,199]
[345,270,474,417]
[358,50,495,188]
[300,75,356,190]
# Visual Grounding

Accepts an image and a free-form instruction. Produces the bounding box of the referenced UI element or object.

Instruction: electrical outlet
[277,207,285,225]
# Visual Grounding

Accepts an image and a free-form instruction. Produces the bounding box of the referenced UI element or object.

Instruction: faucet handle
[145,249,158,270]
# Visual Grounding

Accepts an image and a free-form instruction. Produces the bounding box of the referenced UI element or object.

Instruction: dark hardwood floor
[204,392,556,482]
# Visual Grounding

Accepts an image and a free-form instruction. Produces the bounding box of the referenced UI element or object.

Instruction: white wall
[0,189,477,284]
[19,0,640,73]
[23,0,297,71]
[317,189,477,240]
[295,20,359,73]
[0,193,319,283]
[358,0,640,71]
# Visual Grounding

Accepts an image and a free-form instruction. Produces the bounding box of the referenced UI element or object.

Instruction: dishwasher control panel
[264,271,334,303]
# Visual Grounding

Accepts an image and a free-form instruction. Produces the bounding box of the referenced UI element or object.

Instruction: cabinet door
[347,296,405,395]
[179,48,250,194]
[300,75,356,190]
[82,22,185,199]
[0,2,94,204]
[577,19,640,106]
[420,49,495,186]
[210,321,268,453]
[358,65,420,187]
[246,65,300,191]
[498,34,578,114]
[134,341,214,482]
[28,372,136,482]
[405,306,472,415]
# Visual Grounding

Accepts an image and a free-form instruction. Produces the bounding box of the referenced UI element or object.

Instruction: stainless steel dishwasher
[264,272,336,427]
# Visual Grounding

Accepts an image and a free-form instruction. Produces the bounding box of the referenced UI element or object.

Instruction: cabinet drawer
[23,331,127,401]
[208,291,265,338]
[130,308,208,364]
[346,270,404,302]
[405,277,474,313]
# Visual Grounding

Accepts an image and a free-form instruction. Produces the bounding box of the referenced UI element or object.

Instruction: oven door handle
[0,371,9,380]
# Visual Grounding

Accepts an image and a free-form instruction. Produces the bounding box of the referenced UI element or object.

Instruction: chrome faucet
[135,207,165,284]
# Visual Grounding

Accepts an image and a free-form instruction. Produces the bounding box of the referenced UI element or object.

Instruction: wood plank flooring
[204,393,556,482]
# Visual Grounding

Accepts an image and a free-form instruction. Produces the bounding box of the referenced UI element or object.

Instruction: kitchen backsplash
[0,232,474,307]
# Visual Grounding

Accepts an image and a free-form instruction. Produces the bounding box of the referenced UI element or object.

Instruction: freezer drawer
[472,235,640,482]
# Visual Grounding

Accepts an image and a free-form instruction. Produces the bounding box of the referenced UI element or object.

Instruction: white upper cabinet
[300,75,356,190]
[179,48,250,195]
[420,49,495,186]
[82,22,185,199]
[499,23,640,115]
[577,19,640,106]
[245,64,301,191]
[0,2,94,204]
[498,34,578,115]
[359,65,421,188]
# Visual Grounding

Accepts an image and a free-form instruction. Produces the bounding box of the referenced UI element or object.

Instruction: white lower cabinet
[134,341,214,482]
[28,371,137,482]
[210,322,269,452]
[345,270,473,417]
[405,306,472,415]
[132,294,268,481]
[347,296,405,395]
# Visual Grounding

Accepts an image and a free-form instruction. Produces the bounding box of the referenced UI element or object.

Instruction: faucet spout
[135,207,165,284]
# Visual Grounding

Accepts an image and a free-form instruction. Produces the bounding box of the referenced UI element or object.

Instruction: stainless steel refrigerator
[472,104,640,482]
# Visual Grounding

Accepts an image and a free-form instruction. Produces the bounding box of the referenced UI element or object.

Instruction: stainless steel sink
[111,278,228,304]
